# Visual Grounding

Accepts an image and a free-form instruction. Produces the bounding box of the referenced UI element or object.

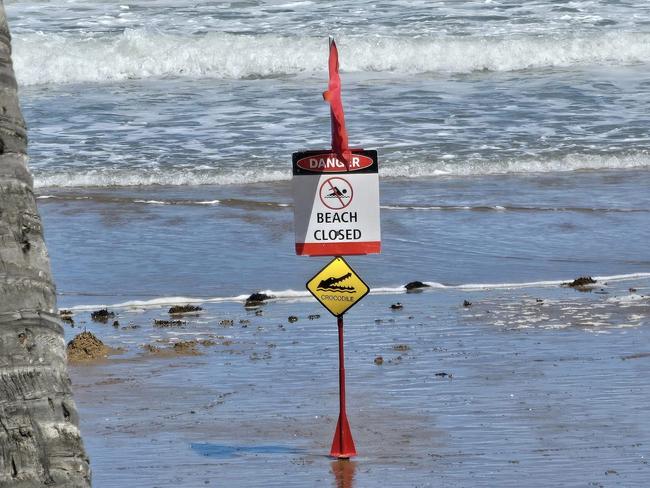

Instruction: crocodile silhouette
[317,272,355,293]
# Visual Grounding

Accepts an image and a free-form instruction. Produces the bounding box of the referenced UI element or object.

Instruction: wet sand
[66,278,650,487]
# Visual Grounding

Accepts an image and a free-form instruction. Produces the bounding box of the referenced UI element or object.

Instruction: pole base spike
[330,413,357,458]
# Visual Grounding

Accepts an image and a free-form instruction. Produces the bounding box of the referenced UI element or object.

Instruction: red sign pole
[330,315,357,458]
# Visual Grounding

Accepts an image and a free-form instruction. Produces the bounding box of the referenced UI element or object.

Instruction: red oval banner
[296,153,373,172]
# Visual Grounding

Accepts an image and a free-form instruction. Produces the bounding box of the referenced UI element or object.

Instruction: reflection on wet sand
[331,459,356,488]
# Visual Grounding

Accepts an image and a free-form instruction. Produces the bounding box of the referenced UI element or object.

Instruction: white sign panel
[292,150,381,256]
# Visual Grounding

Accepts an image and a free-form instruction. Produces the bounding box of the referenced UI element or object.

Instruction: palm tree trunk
[0,5,90,487]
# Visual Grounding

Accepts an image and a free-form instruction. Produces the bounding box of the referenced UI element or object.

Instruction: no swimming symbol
[319,177,353,210]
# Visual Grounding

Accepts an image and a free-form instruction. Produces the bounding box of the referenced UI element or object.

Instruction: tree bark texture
[0,4,91,487]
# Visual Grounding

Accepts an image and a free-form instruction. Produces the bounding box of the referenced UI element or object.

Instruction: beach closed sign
[292,149,380,256]
[306,256,370,317]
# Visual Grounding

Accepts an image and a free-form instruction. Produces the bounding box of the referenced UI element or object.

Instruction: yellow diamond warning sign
[306,256,370,317]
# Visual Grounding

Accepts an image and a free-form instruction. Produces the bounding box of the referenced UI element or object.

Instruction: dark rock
[168,304,202,314]
[393,344,410,352]
[112,320,120,327]
[629,287,637,293]
[308,314,320,320]
[288,315,298,323]
[563,276,597,289]
[141,338,205,356]
[90,308,115,322]
[142,344,161,354]
[621,352,650,361]
[245,292,274,308]
[60,310,74,325]
[390,302,403,310]
[434,372,452,378]
[153,319,186,328]
[405,281,430,291]
[463,300,472,307]
[172,340,201,355]
[219,319,234,327]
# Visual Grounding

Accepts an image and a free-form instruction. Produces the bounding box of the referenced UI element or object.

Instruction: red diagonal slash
[327,178,346,208]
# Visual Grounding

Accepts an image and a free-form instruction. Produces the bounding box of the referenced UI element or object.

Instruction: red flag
[323,39,351,165]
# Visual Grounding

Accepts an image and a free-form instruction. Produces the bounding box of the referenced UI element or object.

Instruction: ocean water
[8,0,650,306]
[5,0,650,295]
[7,2,650,486]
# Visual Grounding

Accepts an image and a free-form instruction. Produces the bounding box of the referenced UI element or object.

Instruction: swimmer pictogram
[319,177,353,210]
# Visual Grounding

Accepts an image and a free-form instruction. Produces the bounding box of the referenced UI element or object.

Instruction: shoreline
[57,272,650,312]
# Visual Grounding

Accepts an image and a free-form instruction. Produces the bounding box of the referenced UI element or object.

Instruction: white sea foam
[607,294,648,304]
[66,272,650,311]
[33,169,290,189]
[69,294,249,312]
[13,30,650,86]
[595,272,650,282]
[379,153,650,179]
[133,199,169,205]
[450,272,650,291]
[31,152,650,189]
[448,279,566,291]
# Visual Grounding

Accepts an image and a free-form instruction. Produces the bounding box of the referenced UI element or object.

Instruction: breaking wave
[381,153,650,178]
[33,168,290,188]
[14,29,650,86]
[32,152,650,189]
